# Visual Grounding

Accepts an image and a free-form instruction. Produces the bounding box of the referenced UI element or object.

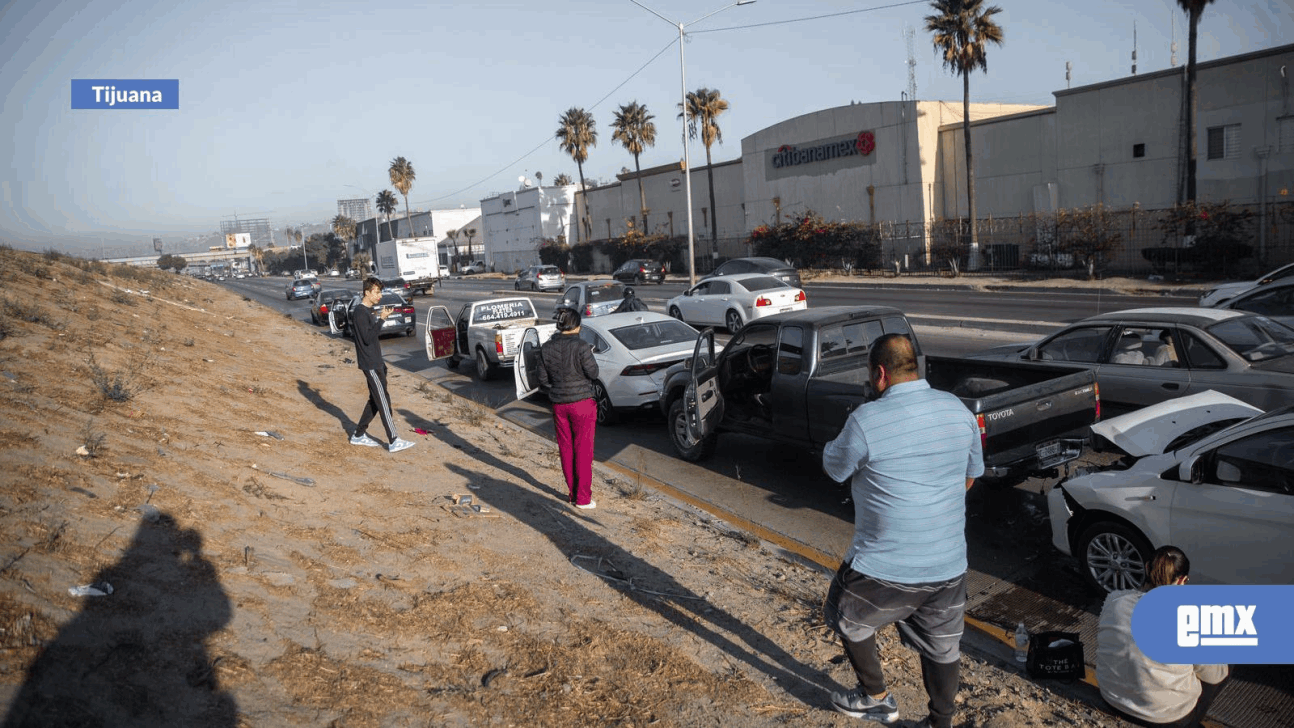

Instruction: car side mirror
[684,290,693,297]
[1025,347,1038,361]
[1178,455,1203,484]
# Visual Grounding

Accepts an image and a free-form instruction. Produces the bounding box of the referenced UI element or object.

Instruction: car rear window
[739,276,790,292]
[608,319,698,350]
[538,266,561,275]
[378,293,408,307]
[587,283,625,302]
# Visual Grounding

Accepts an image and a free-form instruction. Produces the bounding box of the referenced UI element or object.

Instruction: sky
[1,0,1290,254]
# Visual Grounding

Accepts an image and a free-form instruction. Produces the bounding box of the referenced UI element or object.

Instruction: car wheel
[514,281,521,290]
[668,306,684,321]
[725,309,743,335]
[593,381,618,425]
[667,397,717,462]
[1078,521,1152,594]
[531,282,537,291]
[475,347,495,381]
[310,311,318,325]
[634,274,644,285]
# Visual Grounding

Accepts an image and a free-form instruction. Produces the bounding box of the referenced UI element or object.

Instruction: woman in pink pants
[537,308,600,508]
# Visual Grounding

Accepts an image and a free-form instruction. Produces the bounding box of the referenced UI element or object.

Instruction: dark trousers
[355,367,397,442]
[552,398,596,505]
[1105,672,1232,728]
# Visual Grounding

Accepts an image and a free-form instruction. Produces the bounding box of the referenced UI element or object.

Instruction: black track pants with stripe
[355,366,398,442]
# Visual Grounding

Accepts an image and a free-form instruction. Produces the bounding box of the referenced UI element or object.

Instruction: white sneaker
[349,433,382,447]
[574,500,596,510]
[388,438,415,453]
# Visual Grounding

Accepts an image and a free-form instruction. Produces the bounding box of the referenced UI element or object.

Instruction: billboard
[225,233,250,248]
[153,237,163,253]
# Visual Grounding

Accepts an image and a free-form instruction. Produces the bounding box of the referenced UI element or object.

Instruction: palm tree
[331,215,356,259]
[463,227,477,263]
[611,101,658,234]
[556,108,597,241]
[388,157,416,240]
[1177,0,1215,207]
[375,189,398,241]
[679,88,729,256]
[445,228,460,270]
[553,173,573,186]
[925,0,1005,272]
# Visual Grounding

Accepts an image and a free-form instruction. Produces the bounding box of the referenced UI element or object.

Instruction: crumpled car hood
[1090,390,1261,457]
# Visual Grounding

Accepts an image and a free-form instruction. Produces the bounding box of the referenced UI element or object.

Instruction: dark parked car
[612,259,665,285]
[706,257,801,287]
[381,278,412,299]
[286,278,318,301]
[310,289,351,326]
[328,292,416,338]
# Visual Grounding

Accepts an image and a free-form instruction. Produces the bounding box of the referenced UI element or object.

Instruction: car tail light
[621,361,675,376]
[975,413,988,451]
[401,305,414,315]
[754,296,772,307]
[495,334,504,355]
[794,290,806,302]
[639,266,646,273]
[1094,383,1101,421]
[585,304,593,316]
[320,304,328,314]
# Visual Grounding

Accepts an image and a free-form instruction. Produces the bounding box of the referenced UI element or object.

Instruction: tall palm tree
[1177,0,1215,207]
[925,0,1004,272]
[553,173,573,186]
[556,108,597,241]
[375,189,398,242]
[611,101,658,233]
[463,228,477,262]
[679,88,729,256]
[445,229,460,270]
[388,157,416,240]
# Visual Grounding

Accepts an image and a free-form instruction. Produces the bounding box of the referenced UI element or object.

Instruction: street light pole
[630,0,755,286]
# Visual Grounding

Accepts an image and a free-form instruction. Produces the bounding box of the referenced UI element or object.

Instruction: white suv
[462,260,488,275]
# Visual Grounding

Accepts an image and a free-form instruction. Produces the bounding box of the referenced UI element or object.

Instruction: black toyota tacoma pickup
[659,306,1100,481]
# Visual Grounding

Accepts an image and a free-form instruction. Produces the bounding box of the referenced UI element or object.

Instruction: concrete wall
[481,185,576,274]
[582,159,746,245]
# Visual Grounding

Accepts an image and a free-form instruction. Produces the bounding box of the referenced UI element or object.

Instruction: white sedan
[515,312,716,425]
[1199,261,1294,306]
[666,273,806,334]
[1048,390,1294,594]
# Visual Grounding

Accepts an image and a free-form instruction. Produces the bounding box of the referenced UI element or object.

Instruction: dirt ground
[0,247,1127,727]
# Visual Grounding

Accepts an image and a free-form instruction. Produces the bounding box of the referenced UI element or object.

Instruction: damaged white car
[1048,390,1294,593]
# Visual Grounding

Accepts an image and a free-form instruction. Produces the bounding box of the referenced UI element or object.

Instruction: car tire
[475,347,496,381]
[725,309,744,335]
[514,281,521,290]
[634,274,644,285]
[668,306,684,322]
[531,282,537,291]
[593,381,618,425]
[1077,521,1152,594]
[667,397,718,462]
[310,311,318,325]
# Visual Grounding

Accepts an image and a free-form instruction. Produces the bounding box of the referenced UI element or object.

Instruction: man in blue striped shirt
[821,333,983,727]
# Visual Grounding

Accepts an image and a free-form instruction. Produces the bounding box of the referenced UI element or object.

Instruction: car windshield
[1205,316,1294,362]
[608,319,698,350]
[587,283,625,302]
[474,299,537,323]
[738,276,790,292]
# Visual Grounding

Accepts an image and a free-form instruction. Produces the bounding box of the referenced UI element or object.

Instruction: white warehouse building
[479,185,577,274]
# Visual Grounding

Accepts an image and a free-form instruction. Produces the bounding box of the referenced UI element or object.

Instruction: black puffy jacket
[537,332,599,404]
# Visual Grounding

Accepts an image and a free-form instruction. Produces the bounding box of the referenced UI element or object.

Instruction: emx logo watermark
[1133,585,1292,664]
[72,80,178,110]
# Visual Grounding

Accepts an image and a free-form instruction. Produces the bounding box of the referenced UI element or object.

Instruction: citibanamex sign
[772,131,876,169]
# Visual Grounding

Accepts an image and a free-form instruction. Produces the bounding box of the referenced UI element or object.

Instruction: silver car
[1050,391,1293,593]
[1213,277,1294,328]
[969,307,1294,416]
[1199,261,1294,307]
[554,280,627,318]
[515,265,565,292]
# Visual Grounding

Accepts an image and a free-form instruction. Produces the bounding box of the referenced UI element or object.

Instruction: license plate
[1037,440,1061,460]
[778,306,794,313]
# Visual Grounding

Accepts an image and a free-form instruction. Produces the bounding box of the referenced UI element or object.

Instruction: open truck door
[328,299,349,337]
[513,327,544,400]
[685,329,723,442]
[423,305,456,361]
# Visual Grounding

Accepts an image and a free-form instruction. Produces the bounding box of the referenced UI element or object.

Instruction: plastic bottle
[1014,622,1029,663]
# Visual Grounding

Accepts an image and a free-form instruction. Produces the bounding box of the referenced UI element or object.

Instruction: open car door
[685,329,723,442]
[423,305,456,361]
[327,299,350,336]
[514,327,543,400]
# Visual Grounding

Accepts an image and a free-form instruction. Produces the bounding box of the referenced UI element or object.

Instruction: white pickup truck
[423,297,557,380]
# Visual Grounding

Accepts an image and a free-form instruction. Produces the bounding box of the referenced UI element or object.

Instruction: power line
[690,0,928,34]
[418,38,678,206]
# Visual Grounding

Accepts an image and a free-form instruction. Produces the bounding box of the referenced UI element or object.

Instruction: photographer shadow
[2,513,236,727]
